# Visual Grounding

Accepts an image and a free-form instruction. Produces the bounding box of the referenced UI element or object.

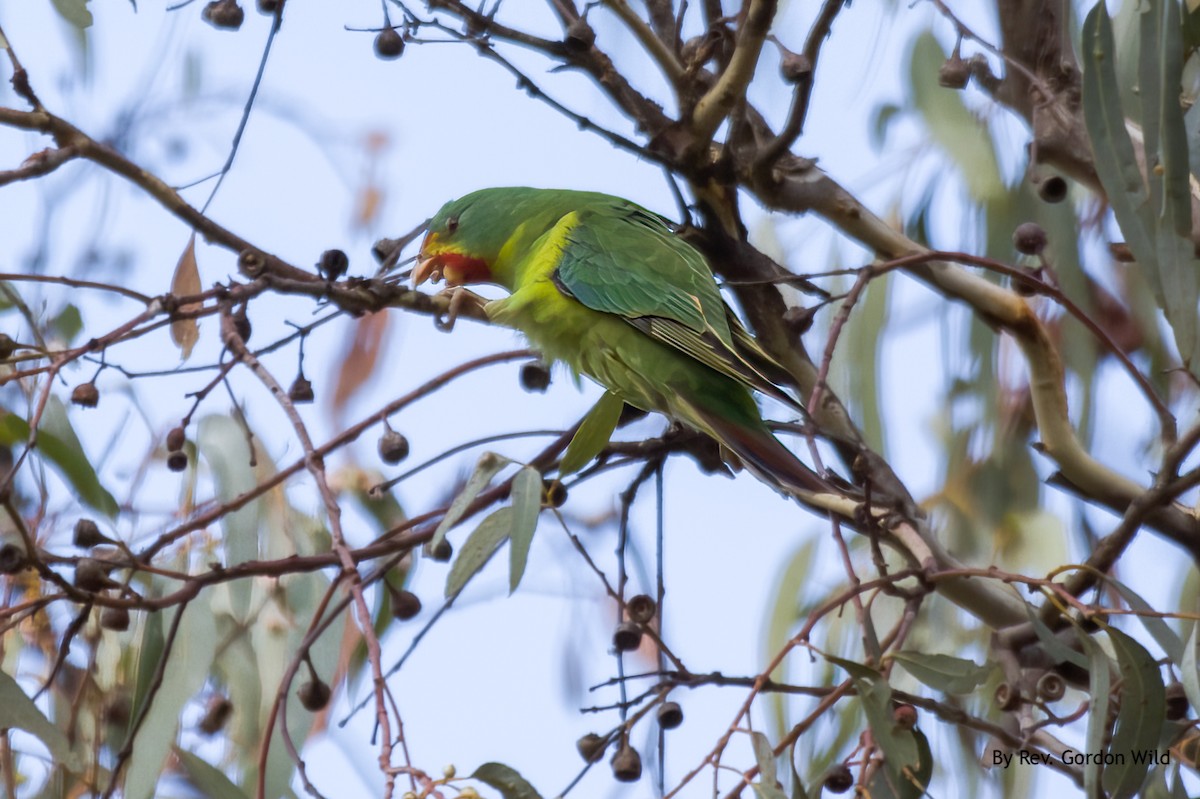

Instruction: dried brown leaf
[331,311,391,413]
[170,234,202,360]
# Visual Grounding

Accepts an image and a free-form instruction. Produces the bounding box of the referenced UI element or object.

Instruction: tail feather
[691,405,827,495]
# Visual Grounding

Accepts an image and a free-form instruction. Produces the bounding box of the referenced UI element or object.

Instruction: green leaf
[1106,575,1183,663]
[1153,0,1200,366]
[1084,0,1200,367]
[430,451,511,552]
[446,507,513,598]
[866,726,933,799]
[752,782,789,799]
[1157,0,1192,237]
[50,0,92,28]
[789,740,810,799]
[890,651,994,694]
[129,593,165,736]
[750,731,787,799]
[1082,3,1158,277]
[908,32,1003,200]
[0,399,119,517]
[1080,631,1112,798]
[827,656,917,786]
[1181,622,1200,718]
[1022,602,1089,669]
[508,466,541,594]
[125,600,218,799]
[559,390,623,475]
[174,747,251,799]
[0,669,83,772]
[751,730,777,784]
[49,305,83,345]
[471,762,543,799]
[765,539,816,739]
[198,415,262,618]
[1104,628,1167,799]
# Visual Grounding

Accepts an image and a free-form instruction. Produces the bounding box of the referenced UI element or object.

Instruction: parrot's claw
[433,287,488,332]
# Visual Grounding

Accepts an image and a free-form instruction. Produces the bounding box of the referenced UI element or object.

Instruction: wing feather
[551,201,804,414]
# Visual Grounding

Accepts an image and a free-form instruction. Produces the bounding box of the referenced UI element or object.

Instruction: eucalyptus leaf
[909,32,1003,200]
[1080,631,1113,797]
[430,451,511,552]
[0,399,119,517]
[198,415,262,618]
[827,656,917,785]
[1181,622,1200,717]
[472,762,543,799]
[1104,628,1167,799]
[1106,575,1183,663]
[1023,601,1089,669]
[125,601,218,799]
[508,466,542,593]
[1082,3,1158,279]
[175,747,252,799]
[751,730,778,785]
[559,390,624,475]
[890,651,994,694]
[0,670,82,772]
[50,0,93,28]
[446,507,513,598]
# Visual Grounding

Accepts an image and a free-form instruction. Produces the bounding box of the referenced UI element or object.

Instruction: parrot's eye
[446,215,460,235]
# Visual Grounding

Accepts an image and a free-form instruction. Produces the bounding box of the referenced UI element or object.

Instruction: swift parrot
[413,187,826,495]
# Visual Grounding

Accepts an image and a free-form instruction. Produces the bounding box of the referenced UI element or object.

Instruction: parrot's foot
[433,287,489,331]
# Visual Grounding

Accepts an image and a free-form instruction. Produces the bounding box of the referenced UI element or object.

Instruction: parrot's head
[414,191,510,289]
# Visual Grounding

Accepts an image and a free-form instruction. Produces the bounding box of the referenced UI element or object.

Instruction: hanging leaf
[1182,622,1200,718]
[430,451,511,552]
[446,507,513,598]
[559,390,623,475]
[1105,575,1183,663]
[765,539,817,738]
[1082,1,1200,368]
[330,311,391,414]
[124,601,218,799]
[0,670,83,772]
[471,762,543,799]
[827,656,918,786]
[1104,628,1167,799]
[890,651,994,694]
[789,740,810,799]
[49,304,83,344]
[1022,601,1089,669]
[169,234,201,360]
[750,731,788,799]
[866,727,933,799]
[197,415,262,618]
[50,0,93,28]
[174,748,251,799]
[508,466,542,594]
[908,31,1004,200]
[1080,631,1113,798]
[0,399,119,518]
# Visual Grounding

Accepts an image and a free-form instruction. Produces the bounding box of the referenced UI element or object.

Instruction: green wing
[552,201,804,414]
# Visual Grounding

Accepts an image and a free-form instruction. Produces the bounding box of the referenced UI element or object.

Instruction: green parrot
[414,187,826,495]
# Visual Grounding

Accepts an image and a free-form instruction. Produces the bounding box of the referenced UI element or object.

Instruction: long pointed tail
[690,405,828,496]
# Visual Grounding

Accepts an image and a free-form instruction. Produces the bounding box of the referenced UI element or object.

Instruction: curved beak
[413,255,441,286]
[414,232,441,286]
